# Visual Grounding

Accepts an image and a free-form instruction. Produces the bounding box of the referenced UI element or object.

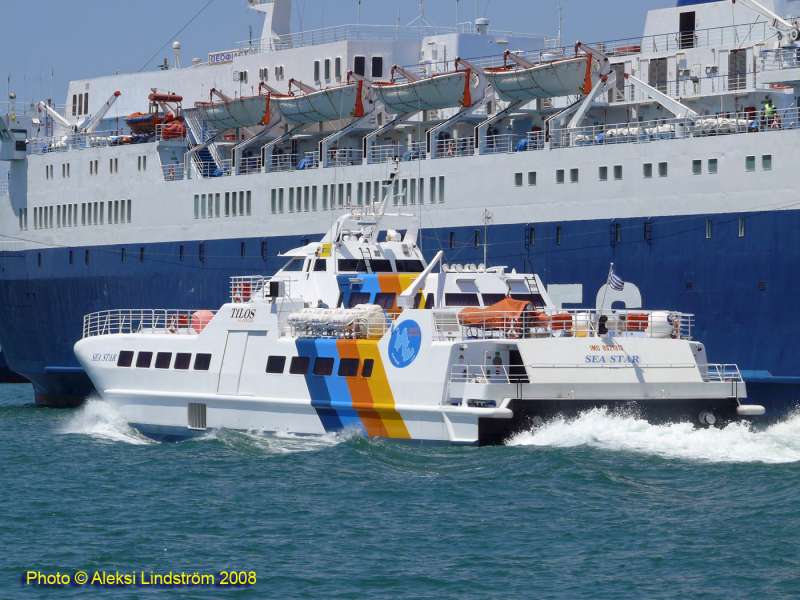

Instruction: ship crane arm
[624,74,699,119]
[80,90,121,133]
[36,101,73,130]
[390,64,420,83]
[731,0,800,42]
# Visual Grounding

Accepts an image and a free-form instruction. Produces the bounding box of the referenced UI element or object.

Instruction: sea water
[2,383,800,599]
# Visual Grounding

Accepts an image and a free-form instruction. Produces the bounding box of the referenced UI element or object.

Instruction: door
[679,12,696,49]
[217,331,253,395]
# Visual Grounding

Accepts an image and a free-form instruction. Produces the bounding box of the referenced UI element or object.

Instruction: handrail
[82,309,217,338]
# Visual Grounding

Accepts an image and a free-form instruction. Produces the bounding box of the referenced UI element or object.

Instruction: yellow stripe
[356,340,410,439]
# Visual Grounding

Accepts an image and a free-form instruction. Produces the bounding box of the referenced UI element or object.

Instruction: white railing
[162,163,186,181]
[326,148,363,167]
[551,106,800,150]
[28,131,151,155]
[82,309,218,339]
[237,156,263,175]
[155,123,187,142]
[270,153,298,172]
[230,275,266,302]
[287,312,392,340]
[449,364,516,384]
[367,143,406,164]
[435,137,474,158]
[433,309,694,342]
[761,47,800,71]
[701,364,743,383]
[0,180,8,196]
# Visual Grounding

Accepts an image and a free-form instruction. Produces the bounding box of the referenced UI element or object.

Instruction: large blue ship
[1,0,800,415]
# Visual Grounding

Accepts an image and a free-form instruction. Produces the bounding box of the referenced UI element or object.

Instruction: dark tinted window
[395,260,424,273]
[338,358,359,377]
[136,352,153,368]
[445,293,481,307]
[174,353,191,370]
[424,294,435,309]
[482,294,507,306]
[338,259,367,272]
[282,258,304,272]
[370,259,392,272]
[354,56,366,76]
[155,352,172,369]
[194,353,212,371]
[290,356,309,375]
[375,293,395,309]
[510,294,545,307]
[117,351,134,367]
[346,292,372,308]
[313,357,334,376]
[362,359,375,378]
[266,356,286,374]
[372,56,384,78]
[314,259,328,272]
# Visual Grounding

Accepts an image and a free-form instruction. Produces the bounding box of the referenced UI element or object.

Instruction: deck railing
[701,364,743,383]
[82,309,218,339]
[761,48,800,71]
[433,309,694,342]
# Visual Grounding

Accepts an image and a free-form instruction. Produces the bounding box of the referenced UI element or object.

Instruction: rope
[137,0,218,72]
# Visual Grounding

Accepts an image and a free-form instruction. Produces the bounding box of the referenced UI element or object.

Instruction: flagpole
[596,262,614,333]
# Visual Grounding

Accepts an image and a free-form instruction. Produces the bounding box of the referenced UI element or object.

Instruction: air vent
[188,403,207,430]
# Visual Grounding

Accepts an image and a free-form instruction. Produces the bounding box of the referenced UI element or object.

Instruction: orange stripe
[337,339,387,437]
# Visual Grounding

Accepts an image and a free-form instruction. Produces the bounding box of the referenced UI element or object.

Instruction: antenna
[357,0,362,24]
[557,0,564,47]
[408,0,432,26]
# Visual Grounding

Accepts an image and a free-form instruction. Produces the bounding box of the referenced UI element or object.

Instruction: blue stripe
[295,338,343,433]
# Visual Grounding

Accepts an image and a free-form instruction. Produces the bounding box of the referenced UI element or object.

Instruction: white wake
[507,408,800,464]
[59,399,154,446]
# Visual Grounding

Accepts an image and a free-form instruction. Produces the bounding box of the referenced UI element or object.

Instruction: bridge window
[370,259,392,272]
[117,351,134,367]
[354,56,366,77]
[371,56,384,78]
[314,357,334,376]
[396,260,424,273]
[266,356,286,374]
[445,293,480,307]
[194,354,212,371]
[338,359,359,377]
[136,352,153,369]
[289,356,309,375]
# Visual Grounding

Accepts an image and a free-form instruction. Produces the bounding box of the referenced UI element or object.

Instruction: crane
[37,90,121,133]
[732,0,800,43]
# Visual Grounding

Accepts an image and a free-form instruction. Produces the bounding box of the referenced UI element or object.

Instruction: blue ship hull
[0,208,798,415]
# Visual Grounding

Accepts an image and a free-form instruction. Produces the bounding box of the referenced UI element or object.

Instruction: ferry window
[199,243,205,263]
[261,241,268,261]
[83,93,89,114]
[659,162,668,177]
[528,171,537,186]
[643,163,653,178]
[692,160,702,175]
[599,166,608,181]
[225,192,230,217]
[120,247,126,263]
[396,260,424,273]
[430,177,438,204]
[155,352,172,369]
[139,247,145,263]
[375,293,395,309]
[362,359,374,378]
[335,57,342,81]
[439,176,445,202]
[71,94,78,116]
[556,169,565,184]
[354,56,366,76]
[240,242,246,258]
[510,294,544,307]
[314,259,328,272]
[738,217,746,238]
[313,357,334,376]
[448,232,455,249]
[570,168,579,183]
[347,292,371,308]
[371,56,384,78]
[705,219,713,240]
[644,221,653,242]
[425,294,435,309]
[445,293,480,307]
[84,249,90,265]
[614,223,622,244]
[314,60,321,82]
[370,259,392,272]
[338,259,367,272]
[270,190,277,214]
[745,155,756,172]
[556,225,562,246]
[648,57,668,93]
[282,258,305,272]
[290,356,309,375]
[117,351,134,368]
[514,172,523,187]
[474,230,481,247]
[324,58,331,81]
[174,353,191,370]
[613,165,623,180]
[194,354,212,371]
[762,155,773,171]
[266,356,286,374]
[136,352,153,369]
[708,159,718,174]
[338,359,359,377]
[482,294,507,306]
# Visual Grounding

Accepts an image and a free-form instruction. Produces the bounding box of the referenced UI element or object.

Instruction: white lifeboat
[371,61,483,113]
[194,84,281,130]
[272,74,370,124]
[485,52,597,103]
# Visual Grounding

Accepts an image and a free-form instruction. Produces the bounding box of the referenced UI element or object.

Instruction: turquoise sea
[2,383,800,599]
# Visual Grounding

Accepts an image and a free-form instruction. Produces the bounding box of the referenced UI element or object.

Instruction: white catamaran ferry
[74,196,763,445]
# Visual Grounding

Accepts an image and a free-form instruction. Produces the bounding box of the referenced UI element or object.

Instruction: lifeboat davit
[485,54,597,103]
[195,85,281,130]
[371,61,482,113]
[272,74,369,124]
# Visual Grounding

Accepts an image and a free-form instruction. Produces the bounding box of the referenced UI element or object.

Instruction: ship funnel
[249,0,293,49]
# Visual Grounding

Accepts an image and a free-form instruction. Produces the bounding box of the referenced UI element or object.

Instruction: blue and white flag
[607,263,625,291]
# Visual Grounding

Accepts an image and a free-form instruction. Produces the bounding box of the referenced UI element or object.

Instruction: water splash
[209,428,355,455]
[59,399,154,446]
[507,408,800,464]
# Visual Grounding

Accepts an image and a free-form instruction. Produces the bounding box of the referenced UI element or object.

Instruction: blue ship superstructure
[1,0,800,414]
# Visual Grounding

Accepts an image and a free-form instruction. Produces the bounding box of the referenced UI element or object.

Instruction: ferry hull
[1,209,800,414]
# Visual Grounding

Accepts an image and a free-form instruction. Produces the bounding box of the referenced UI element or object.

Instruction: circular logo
[388,320,422,369]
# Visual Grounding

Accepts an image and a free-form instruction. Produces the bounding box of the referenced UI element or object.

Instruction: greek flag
[607,264,625,291]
